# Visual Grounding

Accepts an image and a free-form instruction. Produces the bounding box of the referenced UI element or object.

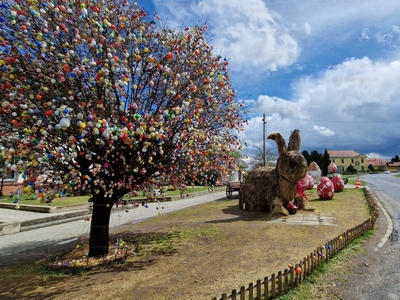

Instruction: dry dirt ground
[0,189,371,300]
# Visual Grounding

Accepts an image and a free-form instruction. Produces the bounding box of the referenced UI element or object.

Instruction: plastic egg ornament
[331,175,345,192]
[317,177,335,200]
[59,118,71,128]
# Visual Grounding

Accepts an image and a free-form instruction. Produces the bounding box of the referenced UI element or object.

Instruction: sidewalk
[0,187,227,233]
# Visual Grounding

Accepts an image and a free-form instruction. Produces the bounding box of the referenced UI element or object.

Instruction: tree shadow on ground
[206,202,273,224]
[0,229,182,300]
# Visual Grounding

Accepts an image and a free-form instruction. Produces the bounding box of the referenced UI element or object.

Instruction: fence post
[231,289,237,300]
[240,286,245,300]
[271,273,276,297]
[325,243,329,263]
[318,246,323,265]
[222,293,227,300]
[264,276,269,299]
[283,269,289,292]
[256,279,262,300]
[298,261,303,283]
[277,271,282,295]
[290,265,295,288]
[303,257,307,278]
[311,251,317,272]
[249,282,253,300]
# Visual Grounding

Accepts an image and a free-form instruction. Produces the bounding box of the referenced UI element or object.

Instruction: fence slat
[240,286,245,300]
[249,282,253,300]
[271,273,276,297]
[256,279,262,300]
[290,265,295,288]
[264,276,269,299]
[277,271,282,295]
[283,269,289,292]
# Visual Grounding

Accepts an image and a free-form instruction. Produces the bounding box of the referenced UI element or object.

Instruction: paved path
[0,191,227,266]
[0,206,85,223]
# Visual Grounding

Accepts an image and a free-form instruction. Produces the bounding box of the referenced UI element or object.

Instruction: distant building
[367,158,388,171]
[386,162,400,173]
[225,159,249,183]
[328,150,367,173]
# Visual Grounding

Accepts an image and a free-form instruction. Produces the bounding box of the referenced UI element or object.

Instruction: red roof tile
[328,150,364,158]
[367,158,388,167]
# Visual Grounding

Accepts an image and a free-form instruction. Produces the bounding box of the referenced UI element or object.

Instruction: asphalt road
[339,173,400,300]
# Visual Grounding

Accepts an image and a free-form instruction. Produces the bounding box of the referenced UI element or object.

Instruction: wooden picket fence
[212,186,379,300]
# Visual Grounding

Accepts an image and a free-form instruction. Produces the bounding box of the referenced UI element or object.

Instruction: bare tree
[250,146,276,169]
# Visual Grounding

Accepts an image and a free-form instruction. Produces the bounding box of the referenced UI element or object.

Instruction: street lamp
[262,113,266,167]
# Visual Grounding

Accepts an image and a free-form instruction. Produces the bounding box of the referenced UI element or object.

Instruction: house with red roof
[386,162,400,173]
[367,158,388,171]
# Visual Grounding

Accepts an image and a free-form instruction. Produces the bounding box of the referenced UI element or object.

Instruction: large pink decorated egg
[299,176,310,191]
[299,173,315,190]
[331,175,344,192]
[328,162,338,173]
[317,177,335,200]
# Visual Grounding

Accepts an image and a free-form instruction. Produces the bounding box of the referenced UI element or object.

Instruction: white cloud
[252,95,308,120]
[313,126,335,137]
[150,0,400,158]
[153,0,301,72]
[241,56,400,156]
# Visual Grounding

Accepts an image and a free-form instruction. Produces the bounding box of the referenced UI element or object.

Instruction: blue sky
[138,0,400,160]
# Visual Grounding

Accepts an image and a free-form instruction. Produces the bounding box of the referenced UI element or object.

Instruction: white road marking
[376,197,393,250]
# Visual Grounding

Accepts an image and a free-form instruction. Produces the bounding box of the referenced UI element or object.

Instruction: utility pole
[262,113,266,166]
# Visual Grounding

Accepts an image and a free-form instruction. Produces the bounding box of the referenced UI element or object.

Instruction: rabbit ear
[268,132,287,155]
[288,129,301,152]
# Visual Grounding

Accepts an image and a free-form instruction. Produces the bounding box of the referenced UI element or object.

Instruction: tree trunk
[0,178,3,198]
[88,194,114,257]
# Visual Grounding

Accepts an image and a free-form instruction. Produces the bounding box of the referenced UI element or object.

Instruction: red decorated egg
[317,177,335,200]
[286,201,298,215]
[331,175,344,192]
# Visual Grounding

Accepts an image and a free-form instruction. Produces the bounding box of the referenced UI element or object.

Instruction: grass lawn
[0,187,372,300]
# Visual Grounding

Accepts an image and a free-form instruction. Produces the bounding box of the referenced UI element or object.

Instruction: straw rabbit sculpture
[239,129,314,216]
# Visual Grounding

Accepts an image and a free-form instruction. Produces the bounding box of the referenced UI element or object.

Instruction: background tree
[309,150,322,166]
[320,149,331,176]
[0,1,245,257]
[250,145,275,169]
[391,155,400,162]
[301,150,310,165]
[346,164,357,173]
[367,164,374,172]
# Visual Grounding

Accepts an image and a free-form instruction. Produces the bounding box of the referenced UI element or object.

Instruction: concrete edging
[0,222,21,236]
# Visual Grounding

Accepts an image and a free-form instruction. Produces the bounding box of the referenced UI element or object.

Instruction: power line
[282,118,400,123]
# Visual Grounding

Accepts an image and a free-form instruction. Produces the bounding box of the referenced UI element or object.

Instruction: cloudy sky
[139,0,400,160]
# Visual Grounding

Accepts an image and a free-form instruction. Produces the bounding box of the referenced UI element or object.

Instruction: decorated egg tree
[0,1,246,257]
